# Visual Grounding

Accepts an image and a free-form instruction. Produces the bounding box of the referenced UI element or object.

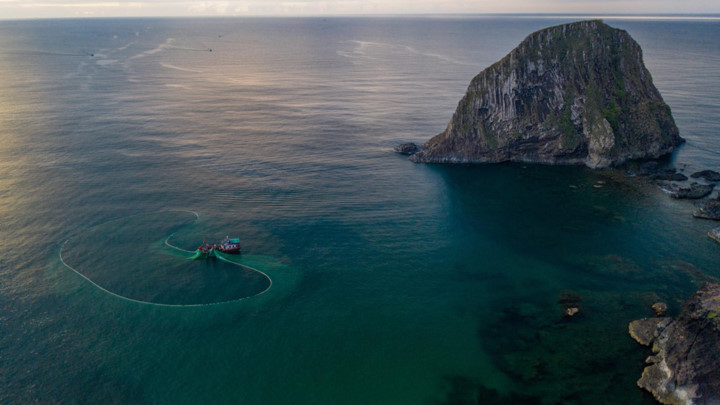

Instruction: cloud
[187,1,231,14]
[19,2,144,8]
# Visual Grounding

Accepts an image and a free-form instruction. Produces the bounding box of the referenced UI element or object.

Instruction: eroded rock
[709,228,720,245]
[663,182,715,200]
[651,169,688,182]
[693,200,720,220]
[691,170,720,183]
[629,317,668,346]
[629,283,720,404]
[394,142,422,155]
[652,302,668,317]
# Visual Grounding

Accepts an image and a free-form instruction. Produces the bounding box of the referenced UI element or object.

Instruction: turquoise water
[0,16,719,404]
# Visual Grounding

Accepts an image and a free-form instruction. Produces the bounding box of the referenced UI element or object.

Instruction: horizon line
[2,13,720,23]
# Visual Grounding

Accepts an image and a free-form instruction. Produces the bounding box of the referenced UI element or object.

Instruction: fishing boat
[218,237,241,254]
[191,237,241,259]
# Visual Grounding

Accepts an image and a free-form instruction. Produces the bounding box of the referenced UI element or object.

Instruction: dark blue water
[0,16,719,404]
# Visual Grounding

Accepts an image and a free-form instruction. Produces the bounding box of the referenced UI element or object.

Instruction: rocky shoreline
[637,163,719,200]
[629,283,720,405]
[634,163,720,239]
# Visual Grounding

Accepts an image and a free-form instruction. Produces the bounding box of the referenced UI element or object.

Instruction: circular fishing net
[59,210,272,306]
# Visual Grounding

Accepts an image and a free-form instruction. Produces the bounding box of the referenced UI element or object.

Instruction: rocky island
[402,20,684,168]
[629,283,720,405]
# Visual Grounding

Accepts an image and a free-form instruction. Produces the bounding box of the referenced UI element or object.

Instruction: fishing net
[59,210,271,306]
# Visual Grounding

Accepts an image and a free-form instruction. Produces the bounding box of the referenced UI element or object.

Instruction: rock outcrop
[694,198,720,221]
[659,182,716,200]
[652,170,689,182]
[709,228,720,245]
[394,142,422,155]
[652,302,669,317]
[629,283,720,404]
[409,20,683,168]
[691,170,720,183]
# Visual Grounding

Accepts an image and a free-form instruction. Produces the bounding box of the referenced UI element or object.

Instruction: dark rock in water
[475,384,543,405]
[640,161,661,176]
[663,260,719,285]
[651,168,688,182]
[669,182,715,200]
[629,283,720,405]
[709,228,720,245]
[693,200,720,220]
[394,142,422,155]
[691,170,720,183]
[408,20,683,168]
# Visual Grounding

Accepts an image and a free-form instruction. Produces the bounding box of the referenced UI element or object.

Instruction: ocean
[0,16,719,404]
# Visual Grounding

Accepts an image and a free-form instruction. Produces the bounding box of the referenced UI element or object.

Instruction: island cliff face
[409,20,683,168]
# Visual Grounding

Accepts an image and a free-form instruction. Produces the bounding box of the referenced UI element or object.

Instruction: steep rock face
[410,20,683,167]
[629,283,720,405]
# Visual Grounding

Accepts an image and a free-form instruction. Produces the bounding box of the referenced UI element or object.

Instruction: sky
[0,0,718,19]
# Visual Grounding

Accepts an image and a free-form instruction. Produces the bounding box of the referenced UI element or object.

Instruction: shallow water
[0,16,719,404]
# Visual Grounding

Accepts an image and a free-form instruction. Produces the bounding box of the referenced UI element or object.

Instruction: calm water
[1,16,719,404]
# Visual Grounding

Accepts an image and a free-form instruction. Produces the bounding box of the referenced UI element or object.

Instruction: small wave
[117,41,136,51]
[339,39,474,66]
[62,61,87,79]
[402,45,475,66]
[687,141,720,157]
[160,63,204,73]
[96,59,118,66]
[128,38,175,60]
[165,83,192,90]
[337,40,381,60]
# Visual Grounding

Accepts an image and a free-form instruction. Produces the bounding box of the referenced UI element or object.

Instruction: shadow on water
[439,375,543,404]
[434,162,714,289]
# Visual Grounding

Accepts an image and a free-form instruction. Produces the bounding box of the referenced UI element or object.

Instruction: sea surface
[1,16,719,404]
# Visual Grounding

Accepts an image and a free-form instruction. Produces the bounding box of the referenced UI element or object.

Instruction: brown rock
[628,317,667,346]
[652,302,668,317]
[565,307,580,317]
[629,284,720,404]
